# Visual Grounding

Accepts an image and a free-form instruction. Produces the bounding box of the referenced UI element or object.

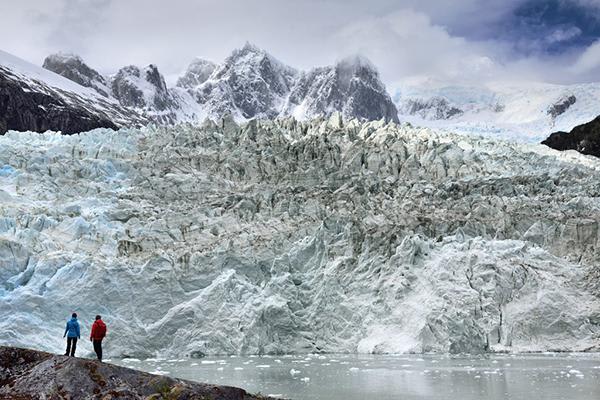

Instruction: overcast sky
[2,0,600,87]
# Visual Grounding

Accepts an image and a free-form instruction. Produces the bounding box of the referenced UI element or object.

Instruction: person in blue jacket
[63,313,81,357]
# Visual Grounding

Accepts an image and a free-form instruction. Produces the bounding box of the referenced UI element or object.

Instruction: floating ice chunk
[201,360,216,364]
[300,377,310,382]
[256,365,271,368]
[290,369,301,375]
[151,370,170,375]
[234,367,244,370]
[349,367,360,372]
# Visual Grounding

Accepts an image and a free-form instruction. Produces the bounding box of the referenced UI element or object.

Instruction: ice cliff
[0,116,599,357]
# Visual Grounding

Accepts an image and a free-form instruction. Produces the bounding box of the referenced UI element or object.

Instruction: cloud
[332,10,500,84]
[571,40,600,74]
[0,0,598,86]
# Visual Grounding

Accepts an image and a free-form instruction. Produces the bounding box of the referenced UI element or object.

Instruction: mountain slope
[0,50,146,134]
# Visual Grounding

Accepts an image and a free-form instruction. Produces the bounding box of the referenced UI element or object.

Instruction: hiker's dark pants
[65,337,77,356]
[93,339,103,361]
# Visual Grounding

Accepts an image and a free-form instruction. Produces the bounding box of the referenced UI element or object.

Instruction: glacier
[0,116,599,358]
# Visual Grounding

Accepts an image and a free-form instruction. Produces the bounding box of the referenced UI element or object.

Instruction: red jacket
[90,319,107,340]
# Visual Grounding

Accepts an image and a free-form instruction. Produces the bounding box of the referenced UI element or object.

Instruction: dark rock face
[286,56,399,123]
[0,66,120,135]
[542,115,600,157]
[401,97,464,120]
[43,53,110,97]
[0,346,267,400]
[547,94,577,119]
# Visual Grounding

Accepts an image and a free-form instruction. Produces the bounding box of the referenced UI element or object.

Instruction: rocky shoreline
[0,346,271,400]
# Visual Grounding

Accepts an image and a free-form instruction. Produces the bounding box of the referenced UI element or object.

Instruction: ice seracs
[0,117,598,357]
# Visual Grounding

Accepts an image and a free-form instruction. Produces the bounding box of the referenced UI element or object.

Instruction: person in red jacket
[90,315,107,361]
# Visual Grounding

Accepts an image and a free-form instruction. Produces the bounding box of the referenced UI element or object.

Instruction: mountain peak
[176,58,217,89]
[336,54,376,71]
[42,52,110,97]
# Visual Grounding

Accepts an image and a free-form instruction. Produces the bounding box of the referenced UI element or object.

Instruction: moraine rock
[43,52,111,97]
[0,346,266,400]
[542,115,600,157]
[285,55,399,123]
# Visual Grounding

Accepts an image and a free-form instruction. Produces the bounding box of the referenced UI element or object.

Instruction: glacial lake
[110,353,600,400]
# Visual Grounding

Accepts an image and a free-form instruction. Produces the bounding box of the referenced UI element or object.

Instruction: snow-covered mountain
[284,55,399,123]
[394,81,600,142]
[0,50,146,134]
[184,43,298,120]
[1,116,599,357]
[176,58,217,89]
[109,64,200,124]
[41,44,399,125]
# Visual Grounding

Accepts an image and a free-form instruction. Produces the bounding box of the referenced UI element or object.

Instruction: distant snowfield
[0,117,599,358]
[393,80,600,142]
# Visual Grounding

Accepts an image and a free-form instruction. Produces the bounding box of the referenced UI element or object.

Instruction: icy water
[110,353,600,400]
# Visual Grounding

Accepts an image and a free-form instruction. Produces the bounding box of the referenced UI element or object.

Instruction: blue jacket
[64,317,80,338]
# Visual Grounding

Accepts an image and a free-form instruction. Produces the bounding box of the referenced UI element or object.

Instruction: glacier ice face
[0,117,599,357]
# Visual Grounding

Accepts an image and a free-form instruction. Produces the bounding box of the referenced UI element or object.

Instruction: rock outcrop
[547,94,577,119]
[0,346,265,400]
[542,115,600,157]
